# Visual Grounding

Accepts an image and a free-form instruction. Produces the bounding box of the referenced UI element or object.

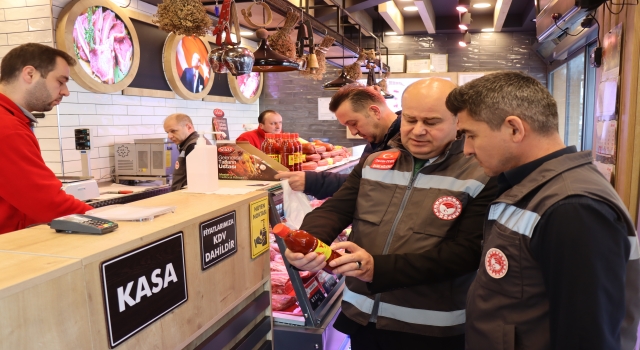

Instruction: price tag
[305,278,326,310]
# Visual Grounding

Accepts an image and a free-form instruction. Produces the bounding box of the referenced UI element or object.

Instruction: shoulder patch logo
[432,196,462,220]
[175,160,180,170]
[485,248,508,279]
[370,152,399,170]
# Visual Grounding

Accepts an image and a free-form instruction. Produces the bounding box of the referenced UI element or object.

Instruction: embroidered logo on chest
[485,248,508,279]
[370,152,399,170]
[175,160,180,170]
[432,196,462,220]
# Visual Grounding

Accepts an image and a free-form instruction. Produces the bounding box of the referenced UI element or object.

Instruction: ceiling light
[403,6,419,11]
[481,28,494,32]
[240,31,253,36]
[473,3,492,8]
[459,24,468,30]
[385,31,397,35]
[457,0,470,12]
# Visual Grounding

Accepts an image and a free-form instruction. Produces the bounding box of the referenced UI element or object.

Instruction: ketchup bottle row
[261,133,303,171]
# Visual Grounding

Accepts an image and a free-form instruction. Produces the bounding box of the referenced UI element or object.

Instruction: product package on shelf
[217,141,288,180]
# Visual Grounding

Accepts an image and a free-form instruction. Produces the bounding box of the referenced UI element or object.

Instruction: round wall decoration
[228,71,263,104]
[163,33,214,100]
[56,0,140,93]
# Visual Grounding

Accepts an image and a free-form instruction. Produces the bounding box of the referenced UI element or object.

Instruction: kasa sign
[101,233,188,348]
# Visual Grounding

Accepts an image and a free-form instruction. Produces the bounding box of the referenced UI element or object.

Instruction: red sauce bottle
[262,133,281,164]
[281,133,296,171]
[273,223,342,273]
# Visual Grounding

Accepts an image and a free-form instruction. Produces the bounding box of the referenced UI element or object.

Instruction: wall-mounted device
[75,128,91,177]
[590,46,603,67]
[114,138,179,185]
[536,0,606,43]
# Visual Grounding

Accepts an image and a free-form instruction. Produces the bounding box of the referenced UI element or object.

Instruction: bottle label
[313,241,332,260]
[269,154,280,163]
[289,154,296,165]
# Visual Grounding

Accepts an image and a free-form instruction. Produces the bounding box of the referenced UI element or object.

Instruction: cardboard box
[217,141,288,180]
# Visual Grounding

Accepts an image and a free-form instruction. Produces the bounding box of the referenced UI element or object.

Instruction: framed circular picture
[228,71,263,104]
[163,33,214,100]
[56,0,140,93]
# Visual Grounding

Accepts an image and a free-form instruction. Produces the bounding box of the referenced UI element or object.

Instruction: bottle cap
[272,223,290,237]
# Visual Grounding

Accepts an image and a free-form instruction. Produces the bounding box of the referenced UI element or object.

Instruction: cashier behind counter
[0,43,93,234]
[236,110,283,148]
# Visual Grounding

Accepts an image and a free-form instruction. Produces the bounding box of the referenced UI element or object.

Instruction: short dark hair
[445,71,559,135]
[328,84,386,113]
[0,43,76,84]
[259,110,278,124]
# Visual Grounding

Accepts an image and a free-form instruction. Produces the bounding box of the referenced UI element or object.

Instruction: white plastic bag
[281,179,313,229]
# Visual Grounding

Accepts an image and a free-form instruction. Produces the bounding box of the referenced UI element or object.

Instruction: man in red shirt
[0,43,93,234]
[236,110,283,148]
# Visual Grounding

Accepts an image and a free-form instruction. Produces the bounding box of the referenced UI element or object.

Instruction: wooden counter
[0,190,272,350]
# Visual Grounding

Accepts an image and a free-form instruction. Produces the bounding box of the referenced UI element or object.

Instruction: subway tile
[190,117,209,125]
[0,0,26,8]
[165,99,187,108]
[0,20,28,34]
[51,5,61,19]
[33,126,58,138]
[98,125,129,136]
[46,161,61,174]
[34,115,58,127]
[60,103,96,115]
[196,108,212,117]
[113,115,141,125]
[128,105,156,115]
[52,0,69,7]
[89,148,99,159]
[153,106,177,116]
[79,115,113,125]
[96,104,127,114]
[28,18,51,30]
[66,80,90,93]
[64,160,82,173]
[185,100,206,109]
[141,115,165,125]
[99,146,114,158]
[38,138,60,151]
[99,167,112,181]
[114,135,138,143]
[0,44,18,58]
[112,94,140,105]
[140,96,165,107]
[41,150,61,162]
[154,125,166,133]
[129,125,155,134]
[27,0,50,5]
[4,6,50,21]
[63,92,78,104]
[58,114,79,126]
[60,137,75,150]
[62,149,81,161]
[91,136,114,148]
[141,133,167,139]
[78,92,112,105]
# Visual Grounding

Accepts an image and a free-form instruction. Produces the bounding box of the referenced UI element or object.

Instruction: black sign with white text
[200,211,237,270]
[101,233,188,348]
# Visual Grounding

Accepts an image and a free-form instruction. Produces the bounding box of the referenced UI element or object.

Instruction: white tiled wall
[0,0,259,180]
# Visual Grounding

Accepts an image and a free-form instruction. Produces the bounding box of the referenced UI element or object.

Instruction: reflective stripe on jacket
[465,151,640,350]
[341,137,490,336]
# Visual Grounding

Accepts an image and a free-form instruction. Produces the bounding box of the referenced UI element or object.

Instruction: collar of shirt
[17,104,37,124]
[497,146,578,195]
[413,155,439,175]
